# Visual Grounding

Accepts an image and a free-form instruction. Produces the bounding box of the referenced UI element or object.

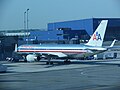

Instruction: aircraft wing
[15,51,67,58]
[42,52,67,58]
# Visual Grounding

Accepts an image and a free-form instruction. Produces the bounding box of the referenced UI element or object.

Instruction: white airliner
[14,20,115,64]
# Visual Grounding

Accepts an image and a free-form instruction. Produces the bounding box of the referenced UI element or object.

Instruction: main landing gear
[46,58,53,65]
[46,58,71,65]
[46,61,53,65]
[64,59,71,64]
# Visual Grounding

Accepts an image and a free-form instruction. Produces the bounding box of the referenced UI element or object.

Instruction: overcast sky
[0,0,120,30]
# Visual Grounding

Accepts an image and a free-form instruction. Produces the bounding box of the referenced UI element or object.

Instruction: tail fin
[86,20,108,47]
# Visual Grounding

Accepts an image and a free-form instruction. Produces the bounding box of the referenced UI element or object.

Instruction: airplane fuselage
[17,44,107,59]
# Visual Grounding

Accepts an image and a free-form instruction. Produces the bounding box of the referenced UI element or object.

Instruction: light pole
[24,11,26,30]
[27,8,29,30]
[26,8,29,44]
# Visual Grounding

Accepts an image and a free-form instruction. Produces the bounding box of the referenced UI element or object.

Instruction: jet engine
[26,54,41,62]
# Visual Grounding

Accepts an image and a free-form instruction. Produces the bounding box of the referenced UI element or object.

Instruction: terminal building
[21,18,120,44]
[1,18,120,60]
[48,18,120,41]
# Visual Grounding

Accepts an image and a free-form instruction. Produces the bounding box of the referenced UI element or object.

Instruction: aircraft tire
[46,62,49,65]
[64,60,71,64]
[50,62,53,65]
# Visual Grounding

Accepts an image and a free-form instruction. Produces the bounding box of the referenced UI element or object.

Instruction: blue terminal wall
[93,18,120,31]
[48,18,94,35]
[48,18,120,41]
[93,18,120,40]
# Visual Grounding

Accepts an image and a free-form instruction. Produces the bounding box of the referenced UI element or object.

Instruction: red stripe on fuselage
[18,50,87,53]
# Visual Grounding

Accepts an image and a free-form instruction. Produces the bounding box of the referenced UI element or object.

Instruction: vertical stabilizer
[86,20,108,47]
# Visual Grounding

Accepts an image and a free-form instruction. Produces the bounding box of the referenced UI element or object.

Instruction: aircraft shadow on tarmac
[0,79,28,83]
[35,62,71,68]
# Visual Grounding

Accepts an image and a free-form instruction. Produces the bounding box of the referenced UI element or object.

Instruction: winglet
[110,39,117,47]
[86,20,108,47]
[15,44,18,52]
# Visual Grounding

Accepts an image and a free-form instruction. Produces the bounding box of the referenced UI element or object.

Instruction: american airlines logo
[93,32,102,40]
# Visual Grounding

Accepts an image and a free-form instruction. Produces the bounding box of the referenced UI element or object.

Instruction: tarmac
[0,59,120,90]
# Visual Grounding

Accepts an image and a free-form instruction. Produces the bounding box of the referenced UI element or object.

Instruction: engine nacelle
[26,54,41,62]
